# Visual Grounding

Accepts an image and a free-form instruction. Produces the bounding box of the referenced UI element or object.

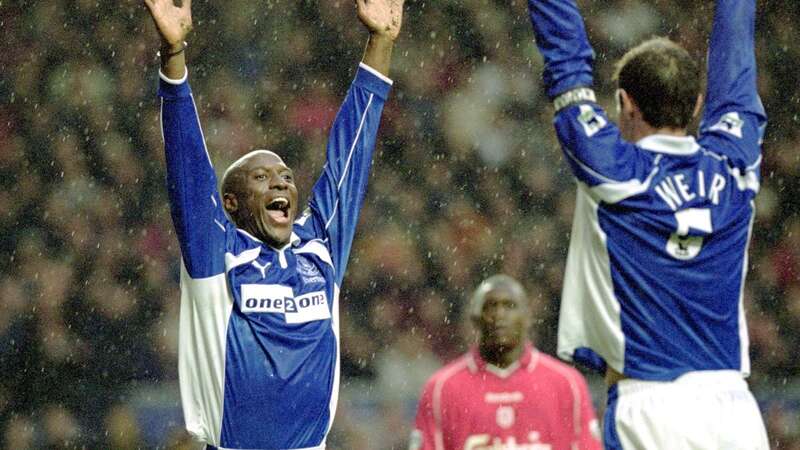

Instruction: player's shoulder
[422,353,474,393]
[292,207,323,240]
[227,226,264,256]
[536,351,581,374]
[534,351,587,387]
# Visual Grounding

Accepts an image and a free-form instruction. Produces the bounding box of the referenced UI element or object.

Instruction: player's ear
[692,93,704,119]
[618,89,638,119]
[223,192,239,214]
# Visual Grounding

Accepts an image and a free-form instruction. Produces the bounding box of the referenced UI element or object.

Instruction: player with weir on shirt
[410,275,601,450]
[527,0,769,448]
[143,0,404,448]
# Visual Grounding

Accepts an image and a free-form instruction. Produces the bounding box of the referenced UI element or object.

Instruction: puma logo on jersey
[240,284,331,324]
[251,260,271,278]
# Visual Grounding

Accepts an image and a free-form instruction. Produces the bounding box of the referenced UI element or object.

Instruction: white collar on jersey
[467,345,540,378]
[485,361,521,379]
[637,134,700,156]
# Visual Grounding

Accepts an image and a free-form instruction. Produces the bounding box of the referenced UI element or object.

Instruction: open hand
[144,0,193,46]
[356,0,404,41]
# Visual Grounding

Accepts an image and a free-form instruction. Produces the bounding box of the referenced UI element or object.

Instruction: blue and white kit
[529,0,768,448]
[529,0,765,385]
[158,63,392,450]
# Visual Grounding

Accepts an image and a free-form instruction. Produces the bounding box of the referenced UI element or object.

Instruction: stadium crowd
[0,0,798,448]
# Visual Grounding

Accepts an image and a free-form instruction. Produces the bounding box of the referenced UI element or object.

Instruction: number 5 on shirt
[667,208,713,260]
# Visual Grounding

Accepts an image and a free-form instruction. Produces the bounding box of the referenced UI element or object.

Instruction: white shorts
[603,370,769,450]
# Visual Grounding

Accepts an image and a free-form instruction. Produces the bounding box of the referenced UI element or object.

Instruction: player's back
[529,0,770,447]
[558,126,759,380]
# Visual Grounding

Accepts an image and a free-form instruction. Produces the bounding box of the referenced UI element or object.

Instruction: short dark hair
[613,37,700,129]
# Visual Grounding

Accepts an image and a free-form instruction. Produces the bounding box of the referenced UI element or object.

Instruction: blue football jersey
[528,0,766,380]
[158,63,392,449]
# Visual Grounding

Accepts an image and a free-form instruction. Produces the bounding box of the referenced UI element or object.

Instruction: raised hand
[144,0,193,46]
[356,0,404,41]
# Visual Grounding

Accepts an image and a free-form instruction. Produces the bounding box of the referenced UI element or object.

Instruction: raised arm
[698,0,766,170]
[528,0,594,99]
[301,0,403,284]
[145,0,191,79]
[528,0,648,202]
[358,0,403,77]
[146,0,229,278]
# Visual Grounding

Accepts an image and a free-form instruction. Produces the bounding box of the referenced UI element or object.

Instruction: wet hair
[613,37,700,129]
[469,274,528,319]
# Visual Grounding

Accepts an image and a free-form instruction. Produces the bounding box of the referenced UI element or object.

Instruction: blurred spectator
[104,404,142,450]
[3,416,36,450]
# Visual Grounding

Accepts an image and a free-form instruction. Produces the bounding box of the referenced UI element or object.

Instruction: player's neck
[630,122,688,142]
[479,342,524,368]
[621,103,689,142]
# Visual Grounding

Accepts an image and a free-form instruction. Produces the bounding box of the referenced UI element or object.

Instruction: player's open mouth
[265,197,291,224]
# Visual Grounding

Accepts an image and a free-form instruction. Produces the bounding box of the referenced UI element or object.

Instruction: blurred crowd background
[1,0,799,448]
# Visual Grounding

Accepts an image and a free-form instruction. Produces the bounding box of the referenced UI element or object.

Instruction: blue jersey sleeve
[158,70,231,279]
[528,0,594,98]
[299,64,392,285]
[529,0,655,202]
[698,0,766,170]
[553,104,655,201]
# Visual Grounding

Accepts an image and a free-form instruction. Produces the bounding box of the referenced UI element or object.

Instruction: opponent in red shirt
[410,275,601,450]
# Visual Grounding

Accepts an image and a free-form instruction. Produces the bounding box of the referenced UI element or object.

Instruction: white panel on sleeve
[325,283,342,438]
[294,240,335,269]
[178,263,234,446]
[589,156,662,204]
[557,184,625,372]
[224,246,261,272]
[737,204,755,376]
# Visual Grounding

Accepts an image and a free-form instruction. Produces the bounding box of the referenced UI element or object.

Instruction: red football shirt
[411,344,601,450]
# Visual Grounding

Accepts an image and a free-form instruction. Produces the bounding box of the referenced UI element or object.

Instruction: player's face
[236,152,299,248]
[476,287,530,352]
